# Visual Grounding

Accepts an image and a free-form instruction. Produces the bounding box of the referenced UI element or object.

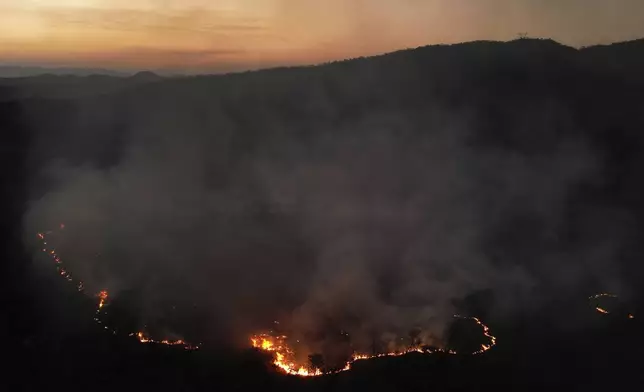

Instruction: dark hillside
[2,38,644,391]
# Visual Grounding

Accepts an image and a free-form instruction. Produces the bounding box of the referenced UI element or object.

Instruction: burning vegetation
[130,331,200,350]
[37,225,199,351]
[97,290,108,310]
[35,224,634,378]
[250,314,495,377]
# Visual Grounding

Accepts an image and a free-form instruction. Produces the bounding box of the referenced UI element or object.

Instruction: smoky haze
[20,40,639,355]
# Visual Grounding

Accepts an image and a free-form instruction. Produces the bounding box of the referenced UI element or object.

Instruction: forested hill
[2,37,644,391]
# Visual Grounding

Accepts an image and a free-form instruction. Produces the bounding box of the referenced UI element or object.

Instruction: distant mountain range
[0,65,134,78]
[1,37,643,78]
[0,37,643,99]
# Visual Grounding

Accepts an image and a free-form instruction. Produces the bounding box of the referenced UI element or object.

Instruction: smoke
[254,110,488,348]
[20,59,633,354]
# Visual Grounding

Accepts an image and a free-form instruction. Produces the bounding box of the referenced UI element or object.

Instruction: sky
[1,0,644,72]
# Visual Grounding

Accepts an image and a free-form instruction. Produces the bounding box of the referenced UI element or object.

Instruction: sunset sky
[2,0,644,73]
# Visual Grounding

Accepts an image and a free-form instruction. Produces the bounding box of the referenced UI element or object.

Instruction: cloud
[37,7,267,34]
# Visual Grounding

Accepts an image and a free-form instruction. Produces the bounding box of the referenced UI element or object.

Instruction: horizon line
[1,36,642,78]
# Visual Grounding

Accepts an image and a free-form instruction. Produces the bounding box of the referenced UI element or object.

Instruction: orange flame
[130,331,199,350]
[251,315,496,377]
[97,290,109,310]
[595,306,609,315]
[589,293,635,319]
[37,225,200,350]
[250,334,323,376]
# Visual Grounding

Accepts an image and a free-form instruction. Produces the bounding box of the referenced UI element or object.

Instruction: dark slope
[2,38,644,391]
[6,37,644,299]
[580,38,644,80]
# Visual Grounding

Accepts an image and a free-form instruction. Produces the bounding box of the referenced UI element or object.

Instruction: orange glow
[251,315,496,377]
[465,316,498,355]
[97,290,109,310]
[261,339,273,351]
[250,334,323,376]
[589,293,635,319]
[45,223,642,378]
[4,1,643,71]
[130,331,199,350]
[595,306,609,315]
[37,225,199,350]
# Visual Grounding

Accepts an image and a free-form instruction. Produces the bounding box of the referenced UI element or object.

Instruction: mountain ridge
[1,37,642,79]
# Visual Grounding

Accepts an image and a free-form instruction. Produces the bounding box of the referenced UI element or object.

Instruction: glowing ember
[461,315,498,355]
[42,223,637,377]
[97,290,109,311]
[589,293,635,319]
[251,315,497,377]
[595,306,610,315]
[589,293,618,300]
[130,331,199,350]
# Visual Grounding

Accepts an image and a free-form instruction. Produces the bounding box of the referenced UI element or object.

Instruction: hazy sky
[2,0,644,72]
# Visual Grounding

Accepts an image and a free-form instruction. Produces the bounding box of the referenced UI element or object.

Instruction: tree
[308,353,325,372]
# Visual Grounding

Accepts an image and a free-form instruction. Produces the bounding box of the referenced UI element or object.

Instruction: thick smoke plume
[21,45,637,354]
